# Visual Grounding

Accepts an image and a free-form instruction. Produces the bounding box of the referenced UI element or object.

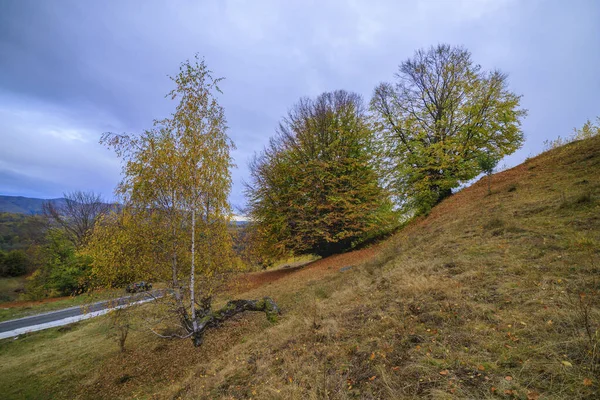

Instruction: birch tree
[90,56,279,347]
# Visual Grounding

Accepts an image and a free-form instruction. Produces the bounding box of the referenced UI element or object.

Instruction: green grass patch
[0,276,27,303]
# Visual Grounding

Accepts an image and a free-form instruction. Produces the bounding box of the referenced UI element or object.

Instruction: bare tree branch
[43,191,112,248]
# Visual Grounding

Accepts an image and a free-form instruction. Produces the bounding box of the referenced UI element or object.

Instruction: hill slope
[1,136,599,399]
[145,135,600,399]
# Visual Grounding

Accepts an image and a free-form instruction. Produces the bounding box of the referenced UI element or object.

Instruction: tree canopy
[370,44,527,213]
[246,90,395,258]
[90,55,237,345]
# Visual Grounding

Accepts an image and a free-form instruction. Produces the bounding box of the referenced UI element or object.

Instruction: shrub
[560,192,594,210]
[26,230,92,298]
[477,153,499,195]
[0,250,28,277]
[574,192,593,205]
[544,116,600,150]
[483,217,504,231]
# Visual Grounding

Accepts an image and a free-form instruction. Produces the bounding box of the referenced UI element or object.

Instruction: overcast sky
[1,0,599,209]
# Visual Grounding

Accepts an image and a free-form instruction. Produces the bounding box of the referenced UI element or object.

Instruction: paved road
[0,290,162,336]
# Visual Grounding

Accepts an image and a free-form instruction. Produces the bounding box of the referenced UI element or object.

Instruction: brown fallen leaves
[527,391,540,400]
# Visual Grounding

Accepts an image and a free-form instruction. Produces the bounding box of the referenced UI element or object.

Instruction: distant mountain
[0,195,250,223]
[0,195,66,214]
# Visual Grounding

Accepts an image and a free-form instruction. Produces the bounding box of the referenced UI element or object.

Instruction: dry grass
[1,135,600,399]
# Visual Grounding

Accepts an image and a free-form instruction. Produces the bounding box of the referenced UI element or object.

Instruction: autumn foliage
[89,56,238,345]
[246,90,395,258]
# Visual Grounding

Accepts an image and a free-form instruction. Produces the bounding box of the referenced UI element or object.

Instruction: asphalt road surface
[0,290,162,336]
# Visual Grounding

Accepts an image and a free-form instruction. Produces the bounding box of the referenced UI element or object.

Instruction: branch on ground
[191,297,281,347]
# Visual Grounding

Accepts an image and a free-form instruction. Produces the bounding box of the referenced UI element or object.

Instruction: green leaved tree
[370,44,527,214]
[246,90,395,259]
[27,229,92,298]
[477,152,499,195]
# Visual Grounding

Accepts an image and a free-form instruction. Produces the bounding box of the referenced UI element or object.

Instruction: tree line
[245,43,526,262]
[0,192,110,297]
[0,212,45,277]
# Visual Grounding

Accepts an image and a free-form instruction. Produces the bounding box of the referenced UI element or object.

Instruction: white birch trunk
[190,208,198,333]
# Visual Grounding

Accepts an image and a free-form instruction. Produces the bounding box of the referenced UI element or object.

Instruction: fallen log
[191,297,281,347]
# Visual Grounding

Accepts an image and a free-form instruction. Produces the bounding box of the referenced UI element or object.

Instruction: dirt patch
[0,295,73,309]
[231,245,382,294]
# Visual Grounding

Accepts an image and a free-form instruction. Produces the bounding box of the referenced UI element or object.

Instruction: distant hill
[0,195,66,214]
[0,195,250,223]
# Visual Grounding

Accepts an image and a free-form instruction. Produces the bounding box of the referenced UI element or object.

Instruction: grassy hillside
[1,136,599,399]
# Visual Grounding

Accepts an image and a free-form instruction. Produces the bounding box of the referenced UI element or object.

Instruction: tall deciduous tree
[91,56,278,346]
[246,90,395,259]
[370,44,527,214]
[42,191,111,248]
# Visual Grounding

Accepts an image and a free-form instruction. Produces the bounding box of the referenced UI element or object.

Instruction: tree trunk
[438,187,453,202]
[191,297,281,347]
[172,221,190,332]
[190,209,198,335]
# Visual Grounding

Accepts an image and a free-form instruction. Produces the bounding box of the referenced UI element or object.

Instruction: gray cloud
[1,0,599,208]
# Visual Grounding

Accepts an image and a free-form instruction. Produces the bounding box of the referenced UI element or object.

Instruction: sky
[0,0,599,210]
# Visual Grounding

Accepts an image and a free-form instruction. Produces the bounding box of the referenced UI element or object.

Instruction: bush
[477,153,499,195]
[560,191,594,210]
[0,250,28,277]
[483,217,504,231]
[544,116,600,150]
[26,230,92,298]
